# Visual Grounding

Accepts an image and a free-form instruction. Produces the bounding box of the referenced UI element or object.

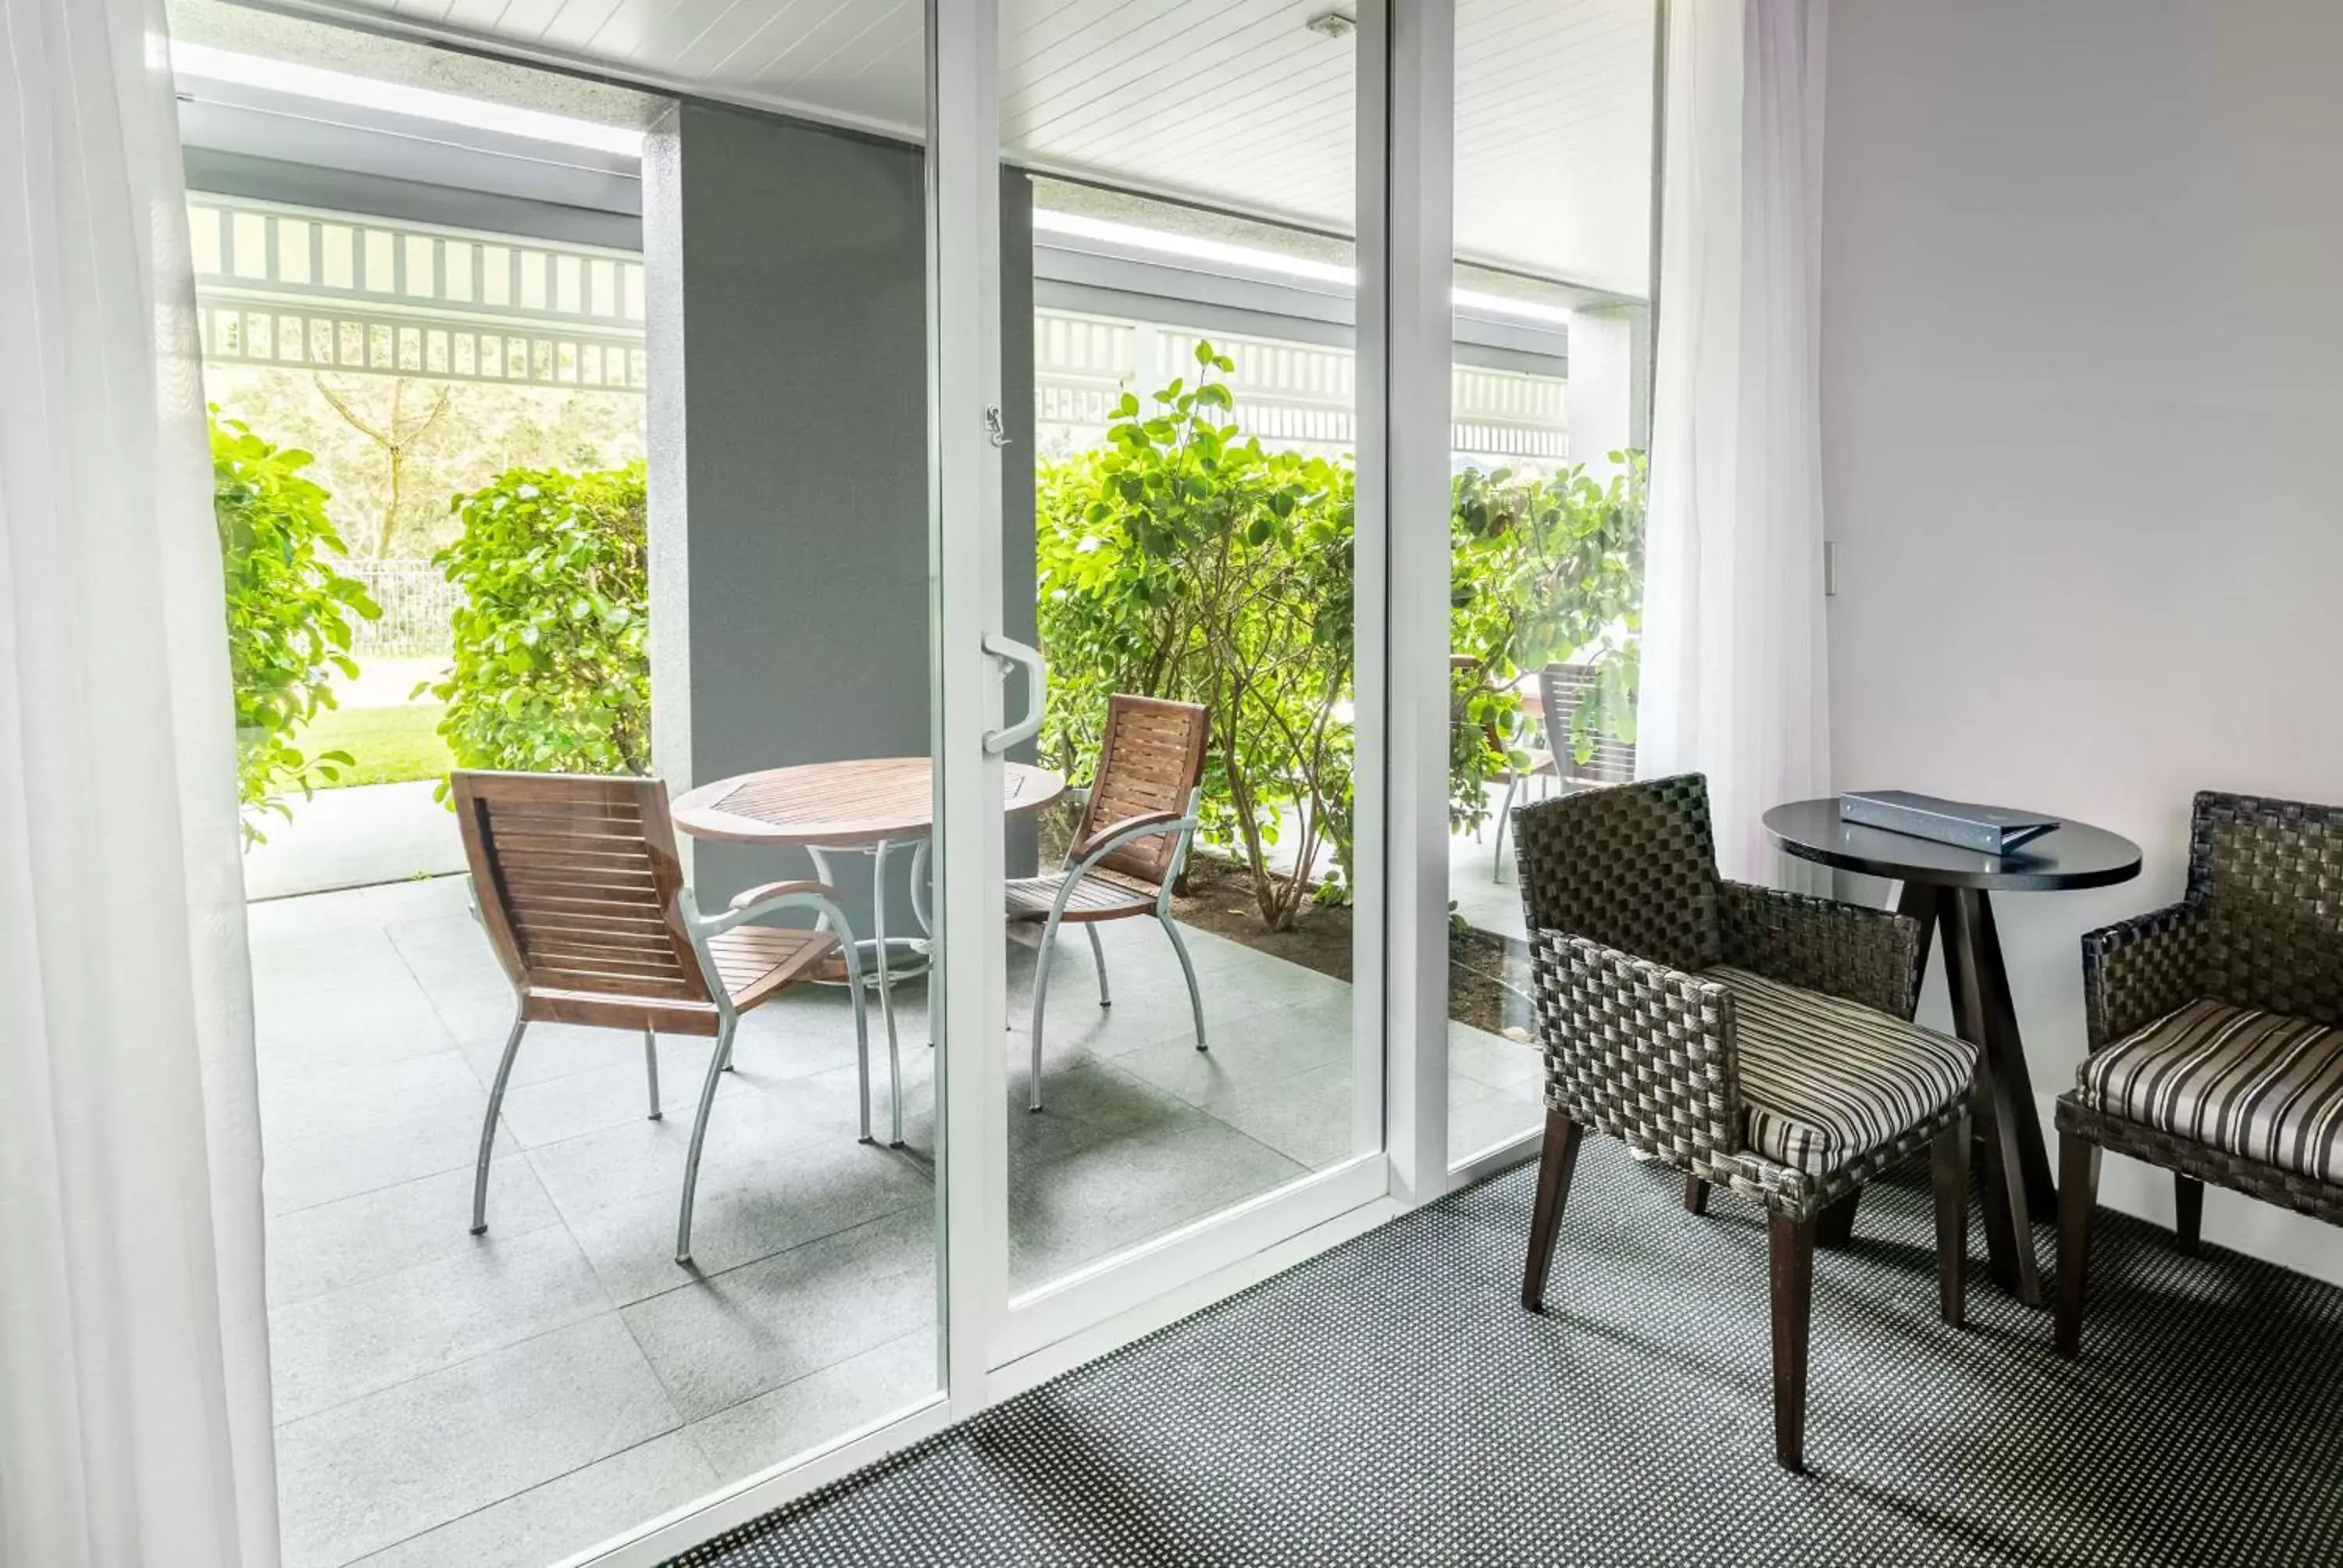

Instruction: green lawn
[302,700,457,788]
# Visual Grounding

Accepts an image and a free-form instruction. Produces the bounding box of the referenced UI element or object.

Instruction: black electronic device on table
[1838,790,2060,857]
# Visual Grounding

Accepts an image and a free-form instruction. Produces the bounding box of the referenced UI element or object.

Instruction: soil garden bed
[1039,804,1535,1039]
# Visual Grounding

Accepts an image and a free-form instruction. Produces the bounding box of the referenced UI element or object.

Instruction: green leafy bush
[1038,344,1647,926]
[211,411,380,843]
[1037,343,1356,929]
[425,461,650,787]
[1448,453,1646,832]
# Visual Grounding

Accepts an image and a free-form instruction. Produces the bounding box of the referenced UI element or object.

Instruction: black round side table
[1763,799,2142,1307]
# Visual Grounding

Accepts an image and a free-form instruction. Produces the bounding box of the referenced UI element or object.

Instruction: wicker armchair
[2055,790,2343,1358]
[1510,774,1977,1471]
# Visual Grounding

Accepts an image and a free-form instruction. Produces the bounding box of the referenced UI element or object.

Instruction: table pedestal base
[806,842,925,1149]
[1899,882,2056,1307]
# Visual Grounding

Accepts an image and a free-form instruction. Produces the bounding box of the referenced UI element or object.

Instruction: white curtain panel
[0,1,280,1565]
[1637,0,1832,884]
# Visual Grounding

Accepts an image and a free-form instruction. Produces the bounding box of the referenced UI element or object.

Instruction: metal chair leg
[1492,773,1521,882]
[1028,915,1061,1111]
[1086,922,1111,1007]
[1160,911,1208,1052]
[643,1026,662,1121]
[836,923,888,1146]
[676,1015,736,1265]
[471,1015,527,1235]
[868,839,902,1089]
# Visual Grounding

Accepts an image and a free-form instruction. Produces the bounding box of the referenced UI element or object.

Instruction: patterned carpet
[674,1139,2343,1567]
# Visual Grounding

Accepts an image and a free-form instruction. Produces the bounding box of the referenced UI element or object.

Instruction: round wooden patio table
[671,758,1067,1144]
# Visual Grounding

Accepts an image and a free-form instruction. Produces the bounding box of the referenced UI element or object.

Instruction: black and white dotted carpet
[674,1140,2343,1567]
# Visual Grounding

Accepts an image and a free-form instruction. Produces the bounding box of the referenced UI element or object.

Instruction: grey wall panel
[1002,166,1041,878]
[1822,0,2343,1283]
[650,102,929,931]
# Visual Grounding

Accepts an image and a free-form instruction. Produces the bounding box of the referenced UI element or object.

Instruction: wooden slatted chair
[1492,661,1639,881]
[1011,694,1211,1112]
[451,771,878,1265]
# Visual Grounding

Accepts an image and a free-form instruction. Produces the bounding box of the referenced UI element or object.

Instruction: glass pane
[180,2,947,1557]
[1447,0,1659,1164]
[1003,2,1366,1296]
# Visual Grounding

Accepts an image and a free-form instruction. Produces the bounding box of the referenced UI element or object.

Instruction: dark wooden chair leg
[1813,1187,1861,1249]
[2174,1174,2204,1256]
[1521,1111,1585,1311]
[1682,1174,1710,1216]
[1931,1115,1970,1329]
[2055,1128,2100,1360]
[1767,1208,1817,1472]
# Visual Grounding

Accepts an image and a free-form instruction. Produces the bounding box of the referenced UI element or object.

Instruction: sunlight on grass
[301,701,455,789]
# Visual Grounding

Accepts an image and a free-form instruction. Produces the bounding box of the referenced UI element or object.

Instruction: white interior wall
[1821,0,2343,1284]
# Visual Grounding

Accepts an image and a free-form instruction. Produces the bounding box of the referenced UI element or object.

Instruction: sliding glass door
[194,0,1666,1555]
[192,7,961,1562]
[1443,0,1660,1174]
[985,0,1382,1338]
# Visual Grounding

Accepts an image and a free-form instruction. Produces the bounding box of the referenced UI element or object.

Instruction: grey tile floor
[250,862,1542,1568]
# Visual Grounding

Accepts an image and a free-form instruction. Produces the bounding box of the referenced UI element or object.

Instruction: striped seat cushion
[2077,998,2343,1185]
[1708,967,1976,1178]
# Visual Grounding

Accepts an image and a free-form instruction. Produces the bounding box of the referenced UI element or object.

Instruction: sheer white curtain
[1636,0,1831,884]
[0,2,280,1565]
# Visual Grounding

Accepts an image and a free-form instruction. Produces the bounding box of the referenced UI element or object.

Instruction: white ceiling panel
[224,0,1654,295]
[1457,0,1653,294]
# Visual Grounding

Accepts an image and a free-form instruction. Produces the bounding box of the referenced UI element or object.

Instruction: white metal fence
[345,559,460,657]
[188,194,650,393]
[1032,307,1570,465]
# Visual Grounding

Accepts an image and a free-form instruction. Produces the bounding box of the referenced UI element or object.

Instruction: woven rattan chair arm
[2082,900,2207,1050]
[1718,880,1922,1021]
[1529,929,1742,1173]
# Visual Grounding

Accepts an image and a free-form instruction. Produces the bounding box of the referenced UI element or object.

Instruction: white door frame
[925,0,1012,1422]
[1362,0,1458,1207]
[975,0,1469,1369]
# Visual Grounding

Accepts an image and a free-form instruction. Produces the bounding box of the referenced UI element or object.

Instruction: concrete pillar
[1000,167,1040,878]
[644,105,1041,928]
[645,103,929,929]
[1564,302,1650,476]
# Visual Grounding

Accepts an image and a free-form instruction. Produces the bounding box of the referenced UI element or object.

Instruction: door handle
[980,633,1046,756]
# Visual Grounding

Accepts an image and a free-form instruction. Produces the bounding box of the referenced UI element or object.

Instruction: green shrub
[1448,453,1646,832]
[425,461,650,788]
[1038,343,1647,926]
[211,410,380,843]
[1037,343,1356,929]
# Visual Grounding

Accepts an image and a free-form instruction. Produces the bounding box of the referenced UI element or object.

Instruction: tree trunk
[374,380,405,558]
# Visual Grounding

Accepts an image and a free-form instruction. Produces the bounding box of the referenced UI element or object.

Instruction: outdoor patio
[252,844,1543,1567]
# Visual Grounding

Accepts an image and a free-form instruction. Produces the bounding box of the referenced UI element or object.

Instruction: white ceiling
[258,0,1653,296]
